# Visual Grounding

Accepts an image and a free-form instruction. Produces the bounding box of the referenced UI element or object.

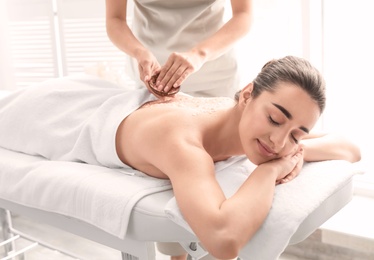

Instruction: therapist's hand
[135,49,161,86]
[155,51,205,93]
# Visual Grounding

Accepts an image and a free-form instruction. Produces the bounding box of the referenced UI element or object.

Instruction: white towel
[0,75,156,169]
[0,77,172,237]
[165,159,362,260]
[0,146,172,237]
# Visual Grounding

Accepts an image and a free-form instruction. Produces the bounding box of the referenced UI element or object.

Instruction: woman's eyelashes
[268,116,280,126]
[268,116,299,144]
[291,134,299,144]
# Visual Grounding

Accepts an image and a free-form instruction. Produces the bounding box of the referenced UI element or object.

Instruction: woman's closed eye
[268,116,280,126]
[291,134,299,144]
[269,116,299,144]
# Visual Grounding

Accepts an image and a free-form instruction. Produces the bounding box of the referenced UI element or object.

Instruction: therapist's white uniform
[127,0,241,98]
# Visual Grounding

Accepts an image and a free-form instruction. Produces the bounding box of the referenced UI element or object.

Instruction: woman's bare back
[115,94,235,178]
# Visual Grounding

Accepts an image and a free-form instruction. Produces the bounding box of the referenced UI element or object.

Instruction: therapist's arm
[157,0,253,92]
[105,0,160,83]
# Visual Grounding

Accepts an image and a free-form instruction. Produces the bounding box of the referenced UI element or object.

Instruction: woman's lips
[257,139,276,157]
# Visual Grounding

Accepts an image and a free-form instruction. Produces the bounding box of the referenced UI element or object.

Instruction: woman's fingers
[278,148,304,184]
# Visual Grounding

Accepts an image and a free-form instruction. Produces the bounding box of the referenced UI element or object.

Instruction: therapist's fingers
[157,52,197,92]
[156,61,184,91]
[136,49,160,84]
[157,64,180,91]
[146,72,180,98]
[166,66,194,93]
[161,66,193,93]
[139,62,160,84]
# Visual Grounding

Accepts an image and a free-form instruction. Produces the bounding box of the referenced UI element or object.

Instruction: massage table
[0,86,362,260]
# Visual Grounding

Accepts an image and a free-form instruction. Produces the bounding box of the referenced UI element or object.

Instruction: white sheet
[0,147,172,237]
[165,159,362,260]
[0,147,254,239]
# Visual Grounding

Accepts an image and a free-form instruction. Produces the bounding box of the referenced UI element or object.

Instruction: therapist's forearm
[190,12,252,62]
[106,18,147,60]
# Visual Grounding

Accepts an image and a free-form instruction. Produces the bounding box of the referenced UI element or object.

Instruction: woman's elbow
[202,224,258,259]
[345,143,361,163]
[204,235,242,260]
[201,205,270,258]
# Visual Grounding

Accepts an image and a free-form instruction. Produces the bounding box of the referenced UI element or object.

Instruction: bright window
[0,0,128,89]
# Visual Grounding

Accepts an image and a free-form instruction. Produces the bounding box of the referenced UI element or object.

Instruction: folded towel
[165,159,362,260]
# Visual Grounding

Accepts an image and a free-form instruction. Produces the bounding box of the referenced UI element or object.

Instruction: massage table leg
[0,208,28,260]
[0,208,15,257]
[120,242,156,260]
[0,209,83,260]
[1,206,158,260]
[179,242,210,260]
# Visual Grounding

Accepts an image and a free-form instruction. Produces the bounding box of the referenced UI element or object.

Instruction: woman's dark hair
[235,56,326,113]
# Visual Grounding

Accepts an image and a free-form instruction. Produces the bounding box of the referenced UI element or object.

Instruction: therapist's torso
[128,0,240,97]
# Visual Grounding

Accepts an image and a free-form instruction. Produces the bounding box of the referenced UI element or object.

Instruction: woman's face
[239,82,321,165]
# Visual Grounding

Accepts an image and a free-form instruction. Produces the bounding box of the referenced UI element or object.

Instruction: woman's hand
[258,147,304,185]
[276,147,305,185]
[155,50,205,93]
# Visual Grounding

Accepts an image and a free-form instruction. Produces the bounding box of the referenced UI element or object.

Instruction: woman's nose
[269,131,287,153]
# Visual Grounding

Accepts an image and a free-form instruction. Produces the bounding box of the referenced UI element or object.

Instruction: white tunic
[128,0,240,97]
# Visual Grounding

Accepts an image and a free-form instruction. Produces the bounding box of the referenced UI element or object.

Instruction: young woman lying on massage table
[0,56,361,260]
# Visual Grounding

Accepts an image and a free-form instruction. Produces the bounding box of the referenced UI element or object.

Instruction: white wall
[234,0,304,88]
[322,0,374,176]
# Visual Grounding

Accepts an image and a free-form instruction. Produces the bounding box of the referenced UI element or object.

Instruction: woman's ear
[240,82,253,104]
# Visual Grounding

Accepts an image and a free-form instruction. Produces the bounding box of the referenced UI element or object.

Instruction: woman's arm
[279,133,361,184]
[162,142,302,259]
[105,0,160,83]
[157,0,253,92]
[301,133,361,163]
